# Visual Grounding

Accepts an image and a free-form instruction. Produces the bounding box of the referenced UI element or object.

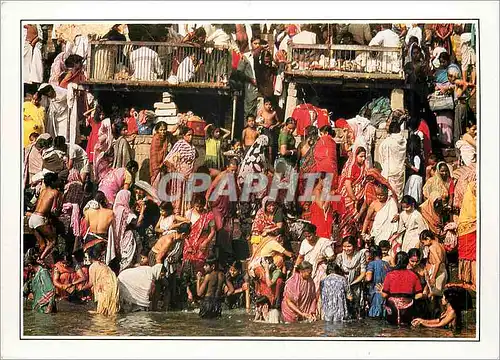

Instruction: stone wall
[130,135,206,182]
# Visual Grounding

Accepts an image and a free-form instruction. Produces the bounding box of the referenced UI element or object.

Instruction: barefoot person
[196,256,233,319]
[241,115,259,152]
[27,172,62,261]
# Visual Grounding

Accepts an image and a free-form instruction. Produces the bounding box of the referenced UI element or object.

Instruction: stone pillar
[284,82,298,120]
[390,88,405,110]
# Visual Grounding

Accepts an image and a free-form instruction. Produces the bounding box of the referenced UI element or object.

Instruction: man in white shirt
[177,53,197,83]
[291,24,317,45]
[53,135,90,182]
[369,24,400,47]
[130,45,164,81]
[23,24,44,86]
[405,24,422,46]
[369,24,401,73]
[206,25,232,47]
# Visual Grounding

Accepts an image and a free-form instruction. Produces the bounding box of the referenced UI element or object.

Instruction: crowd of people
[23,23,477,333]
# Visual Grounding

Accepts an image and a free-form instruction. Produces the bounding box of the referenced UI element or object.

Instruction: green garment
[30,267,56,313]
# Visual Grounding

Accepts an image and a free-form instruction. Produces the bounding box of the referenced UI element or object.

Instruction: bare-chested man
[196,256,234,318]
[241,115,259,151]
[361,184,399,246]
[28,172,62,261]
[83,191,114,258]
[148,222,191,310]
[149,222,191,266]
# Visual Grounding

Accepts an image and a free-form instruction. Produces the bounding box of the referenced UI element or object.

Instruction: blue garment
[320,274,350,322]
[366,259,390,317]
[435,63,462,84]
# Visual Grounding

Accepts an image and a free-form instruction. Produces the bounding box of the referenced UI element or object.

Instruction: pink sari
[93,118,113,183]
[281,272,317,323]
[98,168,127,205]
[113,190,136,271]
[163,139,196,215]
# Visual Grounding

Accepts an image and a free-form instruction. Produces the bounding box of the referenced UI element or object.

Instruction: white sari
[398,209,428,253]
[370,198,399,245]
[379,133,407,201]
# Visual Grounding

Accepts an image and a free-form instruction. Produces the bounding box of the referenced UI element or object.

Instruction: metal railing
[86,41,232,86]
[287,44,404,79]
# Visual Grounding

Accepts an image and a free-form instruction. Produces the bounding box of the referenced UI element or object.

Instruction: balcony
[286,43,404,81]
[85,41,231,90]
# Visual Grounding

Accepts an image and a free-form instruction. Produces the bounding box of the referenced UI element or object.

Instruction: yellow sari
[89,261,120,316]
[23,101,45,147]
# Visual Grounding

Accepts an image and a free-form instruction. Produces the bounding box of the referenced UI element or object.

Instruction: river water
[23,301,476,338]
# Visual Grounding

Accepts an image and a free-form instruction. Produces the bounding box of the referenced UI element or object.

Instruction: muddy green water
[23,301,476,338]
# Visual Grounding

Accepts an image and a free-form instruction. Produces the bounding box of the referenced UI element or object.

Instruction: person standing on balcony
[177,53,199,83]
[291,24,317,45]
[369,24,400,47]
[240,37,262,118]
[348,23,373,45]
[23,24,44,94]
[369,24,401,73]
[129,40,164,81]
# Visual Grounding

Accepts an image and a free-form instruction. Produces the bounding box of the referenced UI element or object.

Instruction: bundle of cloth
[358,97,392,128]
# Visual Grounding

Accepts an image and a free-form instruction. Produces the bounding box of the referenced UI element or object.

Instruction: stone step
[155,108,178,117]
[154,102,177,109]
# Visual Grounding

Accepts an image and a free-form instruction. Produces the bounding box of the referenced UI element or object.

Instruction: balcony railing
[286,44,404,80]
[86,41,231,87]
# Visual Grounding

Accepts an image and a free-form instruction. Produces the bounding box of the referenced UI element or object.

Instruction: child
[222,139,245,163]
[137,248,150,267]
[254,295,282,323]
[321,262,351,322]
[196,256,233,319]
[204,124,231,170]
[405,134,424,204]
[365,245,390,318]
[425,154,438,181]
[257,98,280,129]
[379,240,395,267]
[224,261,250,311]
[155,201,190,236]
[241,115,259,151]
[124,107,139,136]
[29,132,40,145]
[112,121,133,168]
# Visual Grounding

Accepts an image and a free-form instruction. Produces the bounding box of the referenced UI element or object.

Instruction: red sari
[86,115,101,163]
[314,134,338,189]
[417,119,432,165]
[337,150,366,238]
[149,133,169,184]
[182,211,215,272]
[364,168,398,206]
[59,69,86,88]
